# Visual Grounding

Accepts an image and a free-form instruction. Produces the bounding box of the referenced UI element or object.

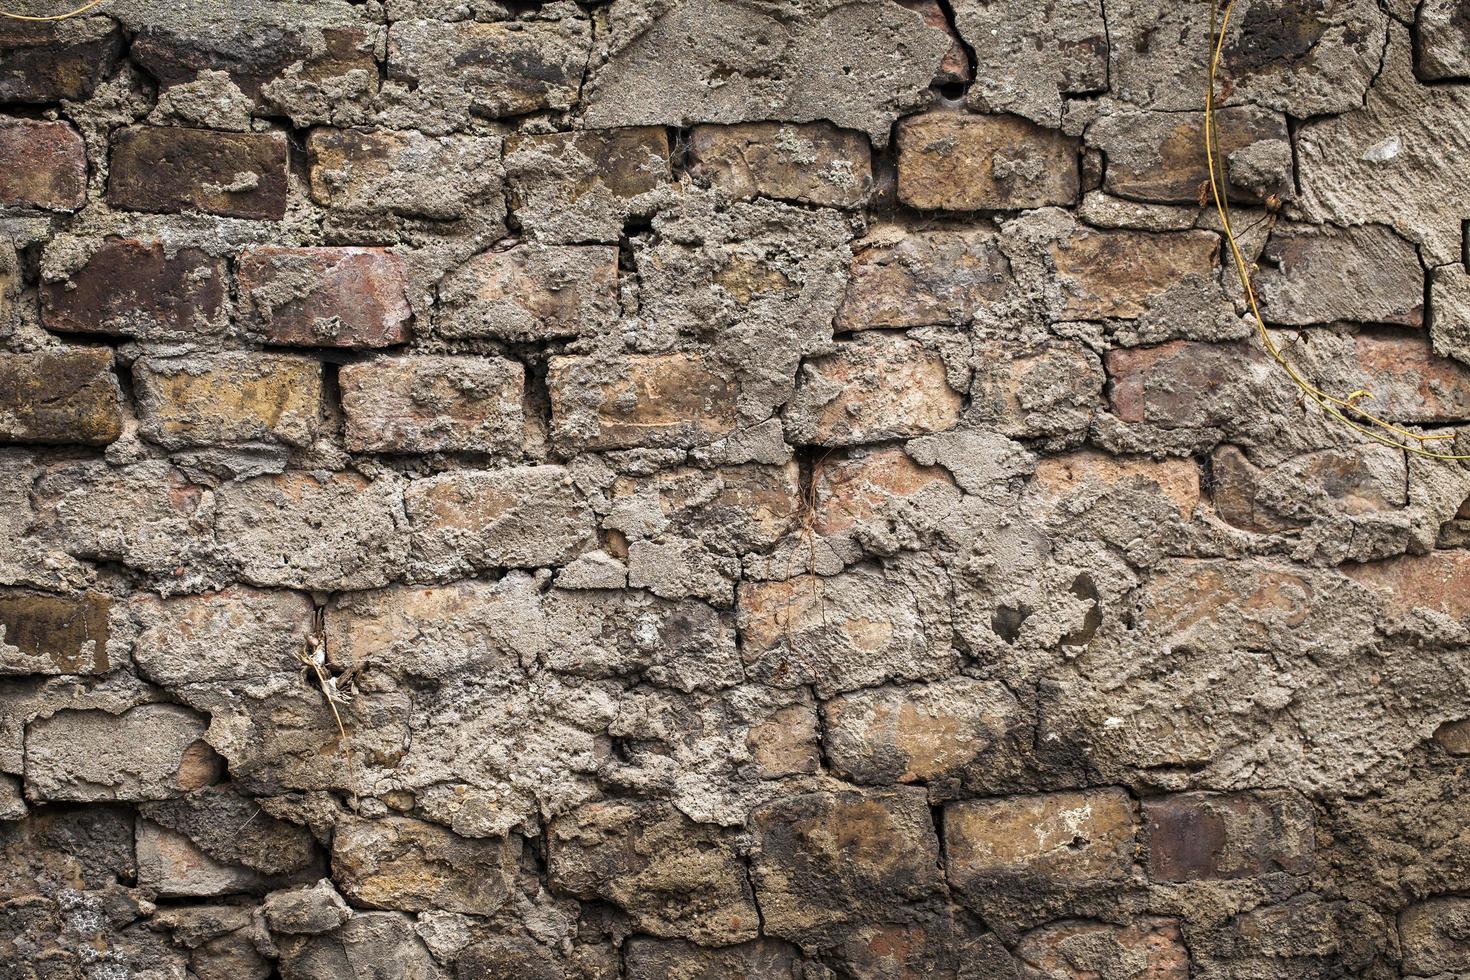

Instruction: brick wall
[3,0,1470,976]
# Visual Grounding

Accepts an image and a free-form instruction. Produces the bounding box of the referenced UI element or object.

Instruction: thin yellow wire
[1207,0,1470,460]
[0,0,106,21]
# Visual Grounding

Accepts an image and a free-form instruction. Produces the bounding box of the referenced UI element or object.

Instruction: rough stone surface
[3,3,1468,976]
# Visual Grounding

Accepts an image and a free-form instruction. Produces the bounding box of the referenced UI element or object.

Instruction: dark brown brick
[0,18,123,103]
[1144,790,1315,881]
[0,118,86,210]
[108,126,288,220]
[237,247,412,348]
[0,590,111,675]
[0,347,122,446]
[41,239,228,339]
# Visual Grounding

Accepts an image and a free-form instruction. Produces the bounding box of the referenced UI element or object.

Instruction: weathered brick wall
[3,0,1470,976]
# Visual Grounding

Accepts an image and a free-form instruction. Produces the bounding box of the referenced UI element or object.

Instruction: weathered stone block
[136,820,267,898]
[1255,223,1423,327]
[687,122,872,208]
[822,677,1025,786]
[435,244,619,341]
[945,789,1136,889]
[406,466,594,572]
[262,880,352,935]
[897,112,1079,211]
[813,447,960,536]
[275,911,445,980]
[1089,106,1291,203]
[838,226,1010,330]
[548,354,739,451]
[0,590,111,676]
[549,799,759,945]
[624,938,806,980]
[1416,0,1470,80]
[969,339,1104,443]
[41,240,229,339]
[785,332,963,446]
[238,246,412,348]
[606,463,802,555]
[1143,790,1315,881]
[1210,443,1406,534]
[582,0,950,145]
[0,18,122,103]
[0,118,86,210]
[750,787,943,941]
[24,704,220,802]
[130,587,314,686]
[108,126,288,219]
[214,472,408,590]
[384,18,588,122]
[306,127,503,221]
[955,0,1107,124]
[339,355,523,454]
[1104,340,1263,429]
[133,353,323,449]
[333,816,519,915]
[325,577,543,682]
[504,127,672,243]
[1399,896,1470,976]
[0,347,122,446]
[1048,227,1219,320]
[1014,918,1189,979]
[1430,265,1470,368]
[737,564,956,696]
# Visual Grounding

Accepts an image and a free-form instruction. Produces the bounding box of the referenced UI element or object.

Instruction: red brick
[1210,443,1405,533]
[504,127,672,243]
[1089,106,1290,203]
[1031,450,1200,520]
[1342,550,1470,619]
[1143,790,1314,881]
[896,112,1079,211]
[41,239,228,339]
[108,126,288,220]
[813,447,957,535]
[237,247,412,348]
[945,789,1137,888]
[0,347,122,446]
[0,19,123,103]
[1015,918,1189,979]
[1104,340,1260,428]
[1315,333,1470,424]
[0,118,86,210]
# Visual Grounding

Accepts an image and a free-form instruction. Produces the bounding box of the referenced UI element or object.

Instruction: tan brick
[1310,333,1470,424]
[970,339,1104,442]
[1415,1,1470,81]
[786,332,963,446]
[0,19,123,103]
[1014,918,1189,979]
[406,466,595,571]
[1031,450,1200,520]
[0,118,86,210]
[1255,223,1423,327]
[1049,227,1219,320]
[608,463,801,554]
[747,702,821,779]
[548,353,739,451]
[505,127,672,243]
[750,787,943,941]
[1342,550,1470,619]
[1089,106,1291,203]
[688,122,872,208]
[1144,790,1314,881]
[0,347,122,446]
[131,587,313,686]
[237,247,412,348]
[813,447,958,535]
[897,112,1079,211]
[837,226,1010,330]
[136,820,267,898]
[333,816,519,915]
[306,127,503,221]
[944,789,1136,888]
[550,800,758,945]
[0,590,111,676]
[436,244,619,341]
[41,239,229,339]
[108,126,288,220]
[822,677,1025,785]
[134,353,322,450]
[339,355,523,454]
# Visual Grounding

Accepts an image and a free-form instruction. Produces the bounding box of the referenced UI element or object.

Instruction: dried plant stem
[0,0,107,21]
[1207,0,1470,461]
